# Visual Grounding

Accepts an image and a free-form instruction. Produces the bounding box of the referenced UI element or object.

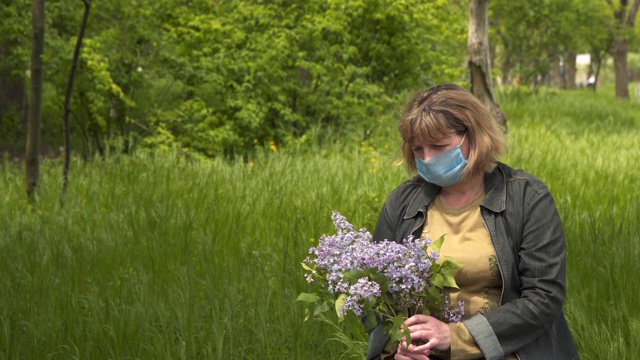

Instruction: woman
[367,84,579,360]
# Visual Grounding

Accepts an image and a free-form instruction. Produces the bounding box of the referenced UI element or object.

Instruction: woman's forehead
[406,124,454,142]
[410,132,458,144]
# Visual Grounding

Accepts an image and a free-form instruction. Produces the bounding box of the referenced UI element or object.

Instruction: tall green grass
[1,86,639,359]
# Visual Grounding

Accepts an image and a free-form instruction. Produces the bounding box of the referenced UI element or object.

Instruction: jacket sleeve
[373,200,397,243]
[373,177,430,244]
[465,179,567,359]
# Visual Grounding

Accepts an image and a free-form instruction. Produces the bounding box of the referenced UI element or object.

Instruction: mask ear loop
[458,132,467,147]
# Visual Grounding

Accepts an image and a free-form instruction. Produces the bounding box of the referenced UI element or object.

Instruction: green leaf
[300,262,314,272]
[427,286,443,302]
[431,234,446,252]
[388,315,411,346]
[431,273,446,288]
[296,292,320,303]
[342,268,372,284]
[364,314,379,330]
[335,293,348,321]
[440,275,459,288]
[314,301,330,316]
[304,307,312,321]
[442,257,463,270]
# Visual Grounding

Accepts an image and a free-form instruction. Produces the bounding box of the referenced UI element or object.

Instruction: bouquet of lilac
[298,212,464,345]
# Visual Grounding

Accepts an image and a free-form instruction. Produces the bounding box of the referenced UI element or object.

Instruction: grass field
[1,86,639,359]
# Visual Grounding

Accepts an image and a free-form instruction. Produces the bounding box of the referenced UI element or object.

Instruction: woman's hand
[394,315,451,359]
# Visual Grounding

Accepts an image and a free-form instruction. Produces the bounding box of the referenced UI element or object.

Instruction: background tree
[25,0,45,202]
[491,0,579,88]
[468,0,507,132]
[574,0,613,91]
[607,0,640,99]
[0,0,30,153]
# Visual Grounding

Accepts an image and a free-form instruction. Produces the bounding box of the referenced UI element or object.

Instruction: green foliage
[0,0,30,73]
[0,0,467,158]
[150,0,467,157]
[628,52,640,81]
[491,0,578,83]
[144,97,238,157]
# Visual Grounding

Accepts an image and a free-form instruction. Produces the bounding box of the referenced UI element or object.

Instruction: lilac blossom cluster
[442,296,465,323]
[304,212,459,320]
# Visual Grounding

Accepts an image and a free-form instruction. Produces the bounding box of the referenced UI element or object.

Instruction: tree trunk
[500,56,511,86]
[60,0,91,208]
[468,0,507,133]
[608,0,640,100]
[551,55,564,89]
[590,48,605,93]
[565,52,577,90]
[25,0,45,202]
[611,38,630,99]
[498,32,511,86]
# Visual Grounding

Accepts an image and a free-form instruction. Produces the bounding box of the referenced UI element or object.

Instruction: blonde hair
[399,84,505,181]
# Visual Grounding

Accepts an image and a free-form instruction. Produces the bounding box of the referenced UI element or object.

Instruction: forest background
[1,0,640,359]
[2,0,640,160]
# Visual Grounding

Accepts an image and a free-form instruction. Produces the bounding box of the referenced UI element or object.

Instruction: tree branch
[60,0,91,208]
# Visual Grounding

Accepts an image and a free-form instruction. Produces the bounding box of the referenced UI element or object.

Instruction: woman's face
[410,133,469,162]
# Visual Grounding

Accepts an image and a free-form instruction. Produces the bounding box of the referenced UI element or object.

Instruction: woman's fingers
[394,348,429,360]
[400,315,451,352]
[404,314,433,327]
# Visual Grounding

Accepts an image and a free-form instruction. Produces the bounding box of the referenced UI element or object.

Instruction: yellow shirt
[382,192,516,359]
[423,193,516,360]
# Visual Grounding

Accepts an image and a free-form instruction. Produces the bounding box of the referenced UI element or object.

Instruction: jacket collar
[403,162,507,220]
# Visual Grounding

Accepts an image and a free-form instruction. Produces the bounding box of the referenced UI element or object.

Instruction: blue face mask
[415,133,467,187]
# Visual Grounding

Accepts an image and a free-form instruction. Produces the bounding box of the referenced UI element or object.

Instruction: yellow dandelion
[370,157,376,163]
[310,237,315,243]
[249,161,255,167]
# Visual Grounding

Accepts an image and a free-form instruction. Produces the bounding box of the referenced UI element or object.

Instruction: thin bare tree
[60,0,91,208]
[25,0,45,202]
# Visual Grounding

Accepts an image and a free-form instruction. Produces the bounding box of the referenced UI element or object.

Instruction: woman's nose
[417,151,436,162]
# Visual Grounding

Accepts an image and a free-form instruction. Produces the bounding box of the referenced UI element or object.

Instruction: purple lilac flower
[304,212,463,321]
[429,250,440,261]
[339,278,382,317]
[442,298,465,323]
[331,211,354,234]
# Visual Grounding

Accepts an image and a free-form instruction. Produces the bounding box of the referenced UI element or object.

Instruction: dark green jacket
[367,162,579,360]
